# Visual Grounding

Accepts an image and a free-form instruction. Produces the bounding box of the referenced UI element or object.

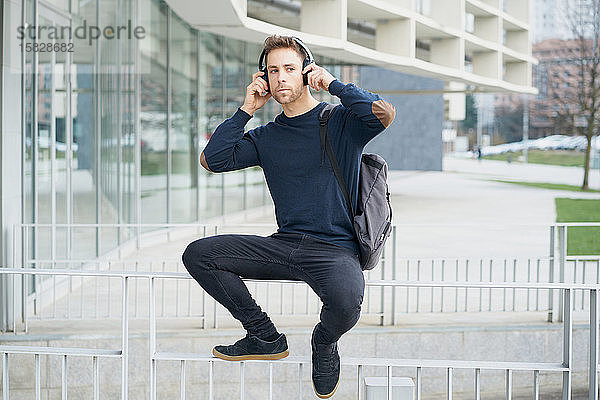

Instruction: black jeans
[181,232,365,345]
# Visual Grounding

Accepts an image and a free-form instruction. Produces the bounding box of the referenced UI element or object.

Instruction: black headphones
[258,37,314,93]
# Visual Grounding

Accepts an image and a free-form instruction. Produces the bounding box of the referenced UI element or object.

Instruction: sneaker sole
[312,370,340,399]
[212,348,289,361]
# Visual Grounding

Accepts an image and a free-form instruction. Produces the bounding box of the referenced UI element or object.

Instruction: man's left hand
[303,63,336,92]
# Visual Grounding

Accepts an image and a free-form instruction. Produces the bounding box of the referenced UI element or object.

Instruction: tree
[461,93,478,132]
[562,0,600,190]
[495,102,525,143]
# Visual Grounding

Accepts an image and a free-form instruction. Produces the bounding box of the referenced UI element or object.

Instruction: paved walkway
[126,156,600,263]
[388,157,599,257]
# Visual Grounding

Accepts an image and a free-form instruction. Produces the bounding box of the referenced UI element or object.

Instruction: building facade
[529,0,572,43]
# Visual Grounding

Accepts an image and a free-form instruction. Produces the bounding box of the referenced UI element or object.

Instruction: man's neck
[281,91,321,118]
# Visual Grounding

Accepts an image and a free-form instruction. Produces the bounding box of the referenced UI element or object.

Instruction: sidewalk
[386,157,599,257]
[132,158,600,262]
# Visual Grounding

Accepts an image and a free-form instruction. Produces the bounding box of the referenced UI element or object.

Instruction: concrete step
[0,318,593,399]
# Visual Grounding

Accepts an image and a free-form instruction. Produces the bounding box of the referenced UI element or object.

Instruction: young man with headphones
[182,35,395,398]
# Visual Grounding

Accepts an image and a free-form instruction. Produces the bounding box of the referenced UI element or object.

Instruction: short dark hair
[263,35,306,65]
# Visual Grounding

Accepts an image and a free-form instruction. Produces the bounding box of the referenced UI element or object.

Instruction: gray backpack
[319,104,393,271]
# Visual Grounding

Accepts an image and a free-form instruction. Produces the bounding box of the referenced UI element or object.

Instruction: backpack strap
[318,104,337,168]
[318,104,355,219]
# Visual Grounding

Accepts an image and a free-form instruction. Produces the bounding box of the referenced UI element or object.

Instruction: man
[182,35,395,399]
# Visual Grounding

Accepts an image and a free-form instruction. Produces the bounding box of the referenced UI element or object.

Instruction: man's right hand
[240,71,271,116]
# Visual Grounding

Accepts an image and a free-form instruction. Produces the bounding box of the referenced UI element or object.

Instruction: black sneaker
[311,329,341,399]
[212,333,289,361]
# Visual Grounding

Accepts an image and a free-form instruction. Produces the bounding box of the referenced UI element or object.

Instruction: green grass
[555,198,600,255]
[483,150,585,167]
[493,180,600,193]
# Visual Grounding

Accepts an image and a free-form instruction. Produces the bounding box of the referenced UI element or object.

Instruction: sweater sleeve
[202,108,261,173]
[328,79,396,147]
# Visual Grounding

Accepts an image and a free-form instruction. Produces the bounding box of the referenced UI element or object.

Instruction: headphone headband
[259,37,314,69]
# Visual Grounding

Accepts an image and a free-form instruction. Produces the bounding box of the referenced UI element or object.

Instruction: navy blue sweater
[203,79,394,255]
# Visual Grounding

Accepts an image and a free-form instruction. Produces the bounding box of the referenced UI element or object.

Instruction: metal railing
[15,222,389,329]
[0,268,129,400]
[12,223,600,330]
[1,268,598,400]
[13,257,385,331]
[150,279,599,400]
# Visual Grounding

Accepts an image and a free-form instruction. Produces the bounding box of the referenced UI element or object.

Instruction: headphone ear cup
[302,58,310,86]
[260,67,270,93]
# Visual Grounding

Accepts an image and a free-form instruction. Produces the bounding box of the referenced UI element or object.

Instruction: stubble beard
[271,84,304,105]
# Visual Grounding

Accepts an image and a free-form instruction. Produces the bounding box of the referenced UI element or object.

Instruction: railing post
[506,369,512,400]
[447,367,453,400]
[387,365,392,400]
[2,352,8,400]
[416,366,422,400]
[380,244,386,326]
[475,368,480,400]
[590,289,599,400]
[562,288,572,400]
[533,370,540,400]
[357,364,363,400]
[548,225,556,322]
[558,226,567,323]
[20,225,26,328]
[122,276,129,400]
[391,226,397,326]
[149,277,156,400]
[240,362,245,400]
[0,274,6,334]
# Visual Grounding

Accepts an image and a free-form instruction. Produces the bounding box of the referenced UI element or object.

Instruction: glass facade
[19,0,357,261]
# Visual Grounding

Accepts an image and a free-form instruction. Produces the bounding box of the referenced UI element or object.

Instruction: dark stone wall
[359,66,444,171]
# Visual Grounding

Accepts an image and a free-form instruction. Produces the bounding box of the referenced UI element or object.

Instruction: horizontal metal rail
[19,222,600,227]
[0,346,121,357]
[2,268,598,289]
[156,352,569,371]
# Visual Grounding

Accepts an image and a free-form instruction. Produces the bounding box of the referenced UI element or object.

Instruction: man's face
[265,48,306,104]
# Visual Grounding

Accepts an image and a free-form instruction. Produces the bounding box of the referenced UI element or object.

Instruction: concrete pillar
[444,82,466,121]
[376,18,415,58]
[1,0,24,332]
[300,0,347,40]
